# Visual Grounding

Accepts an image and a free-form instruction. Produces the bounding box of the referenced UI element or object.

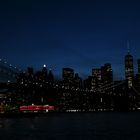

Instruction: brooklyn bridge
[0,59,140,112]
[0,59,22,83]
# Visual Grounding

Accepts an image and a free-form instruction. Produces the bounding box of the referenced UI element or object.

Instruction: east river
[0,112,140,140]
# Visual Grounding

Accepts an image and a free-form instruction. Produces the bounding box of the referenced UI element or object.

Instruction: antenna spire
[127,40,130,54]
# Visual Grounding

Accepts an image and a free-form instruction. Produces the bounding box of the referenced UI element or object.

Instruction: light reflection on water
[0,112,140,140]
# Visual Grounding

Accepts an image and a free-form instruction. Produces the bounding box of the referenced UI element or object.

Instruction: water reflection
[0,112,140,140]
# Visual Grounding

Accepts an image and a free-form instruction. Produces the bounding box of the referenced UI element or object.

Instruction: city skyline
[0,42,140,80]
[0,50,140,82]
[0,0,140,80]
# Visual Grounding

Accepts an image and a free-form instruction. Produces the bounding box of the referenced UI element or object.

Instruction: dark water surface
[0,112,140,140]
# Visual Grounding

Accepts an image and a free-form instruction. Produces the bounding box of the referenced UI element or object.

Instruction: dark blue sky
[0,0,140,80]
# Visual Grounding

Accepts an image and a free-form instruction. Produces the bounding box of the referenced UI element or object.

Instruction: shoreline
[0,110,140,118]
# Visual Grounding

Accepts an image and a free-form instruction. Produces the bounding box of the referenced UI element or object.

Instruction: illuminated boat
[19,104,55,113]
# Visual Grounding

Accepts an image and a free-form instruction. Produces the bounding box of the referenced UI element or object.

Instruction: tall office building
[42,65,47,74]
[42,64,48,81]
[92,68,101,80]
[27,67,34,76]
[101,63,113,84]
[125,52,134,88]
[47,69,54,82]
[62,68,74,80]
[74,73,82,88]
[91,68,102,90]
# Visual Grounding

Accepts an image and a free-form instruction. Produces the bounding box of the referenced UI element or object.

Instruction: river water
[0,112,140,140]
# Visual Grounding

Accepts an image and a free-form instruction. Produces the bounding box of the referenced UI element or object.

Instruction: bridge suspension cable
[96,80,126,92]
[132,86,140,96]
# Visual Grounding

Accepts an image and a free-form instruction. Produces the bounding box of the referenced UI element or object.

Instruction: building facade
[125,53,134,88]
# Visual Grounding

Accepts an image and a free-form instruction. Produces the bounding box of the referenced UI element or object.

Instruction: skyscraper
[124,52,134,88]
[42,64,48,75]
[74,73,82,88]
[42,64,48,81]
[101,63,113,84]
[62,68,74,81]
[92,68,101,80]
[48,69,54,82]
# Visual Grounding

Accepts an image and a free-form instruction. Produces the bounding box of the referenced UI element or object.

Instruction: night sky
[0,0,140,80]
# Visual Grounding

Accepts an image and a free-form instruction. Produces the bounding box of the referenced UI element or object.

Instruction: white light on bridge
[101,98,103,103]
